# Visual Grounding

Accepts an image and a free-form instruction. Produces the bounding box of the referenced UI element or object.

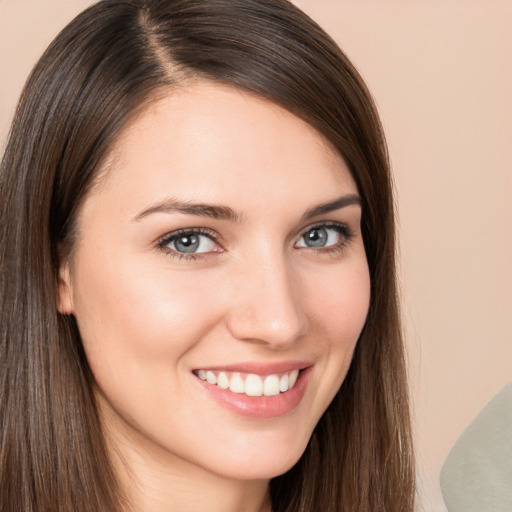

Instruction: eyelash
[156,222,355,262]
[157,227,220,261]
[299,222,355,255]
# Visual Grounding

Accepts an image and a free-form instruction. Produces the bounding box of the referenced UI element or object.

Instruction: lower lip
[195,367,312,419]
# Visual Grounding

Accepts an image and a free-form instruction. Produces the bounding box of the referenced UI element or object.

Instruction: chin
[204,432,311,482]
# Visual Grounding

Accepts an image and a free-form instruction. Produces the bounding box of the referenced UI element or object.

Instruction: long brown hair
[0,1,415,510]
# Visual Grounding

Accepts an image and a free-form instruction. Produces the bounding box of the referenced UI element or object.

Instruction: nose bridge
[226,248,307,347]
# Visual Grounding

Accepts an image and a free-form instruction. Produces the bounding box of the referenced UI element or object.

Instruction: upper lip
[192,361,312,375]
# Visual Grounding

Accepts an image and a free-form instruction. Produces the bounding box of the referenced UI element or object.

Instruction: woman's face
[59,82,370,482]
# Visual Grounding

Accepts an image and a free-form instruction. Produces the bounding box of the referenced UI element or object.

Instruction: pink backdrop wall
[1,1,511,510]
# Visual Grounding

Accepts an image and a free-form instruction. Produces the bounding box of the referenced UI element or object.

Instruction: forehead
[87,81,356,216]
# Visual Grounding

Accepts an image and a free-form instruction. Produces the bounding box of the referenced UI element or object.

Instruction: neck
[105,419,272,512]
[125,458,271,512]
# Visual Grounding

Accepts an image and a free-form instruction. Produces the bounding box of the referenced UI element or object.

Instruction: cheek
[69,252,225,378]
[69,255,230,442]
[308,260,371,341]
[304,259,371,398]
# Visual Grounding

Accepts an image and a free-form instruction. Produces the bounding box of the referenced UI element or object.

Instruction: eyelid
[157,226,219,243]
[297,220,352,238]
[155,220,355,261]
[156,227,223,258]
[294,221,354,249]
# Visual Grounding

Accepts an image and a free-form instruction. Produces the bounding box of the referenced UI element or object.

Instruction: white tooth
[263,375,280,396]
[288,369,299,389]
[229,373,245,393]
[206,371,217,385]
[197,370,206,380]
[279,373,289,392]
[217,372,229,389]
[245,374,263,396]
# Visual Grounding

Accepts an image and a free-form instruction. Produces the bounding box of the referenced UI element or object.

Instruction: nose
[225,255,308,348]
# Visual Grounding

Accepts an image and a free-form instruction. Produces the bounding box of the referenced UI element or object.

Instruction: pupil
[306,228,327,247]
[175,234,199,253]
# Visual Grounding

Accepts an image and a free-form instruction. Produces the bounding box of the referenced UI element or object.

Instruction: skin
[58,82,371,512]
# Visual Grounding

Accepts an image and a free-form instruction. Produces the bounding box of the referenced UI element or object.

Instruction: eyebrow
[301,194,361,220]
[133,199,242,222]
[132,194,361,223]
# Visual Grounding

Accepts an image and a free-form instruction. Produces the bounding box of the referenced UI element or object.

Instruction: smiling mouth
[193,369,301,397]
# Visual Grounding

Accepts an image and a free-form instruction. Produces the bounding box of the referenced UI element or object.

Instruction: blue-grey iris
[174,234,200,253]
[304,227,328,247]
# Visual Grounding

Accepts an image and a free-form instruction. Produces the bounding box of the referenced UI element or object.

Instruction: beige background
[1,1,511,510]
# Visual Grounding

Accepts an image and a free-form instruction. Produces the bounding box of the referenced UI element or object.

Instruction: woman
[0,1,415,511]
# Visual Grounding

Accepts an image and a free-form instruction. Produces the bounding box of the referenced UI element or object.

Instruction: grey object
[441,381,512,512]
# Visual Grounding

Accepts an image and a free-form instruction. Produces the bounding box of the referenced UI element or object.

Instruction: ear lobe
[57,261,74,315]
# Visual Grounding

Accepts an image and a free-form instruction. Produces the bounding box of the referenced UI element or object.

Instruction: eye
[158,229,220,256]
[295,224,351,249]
